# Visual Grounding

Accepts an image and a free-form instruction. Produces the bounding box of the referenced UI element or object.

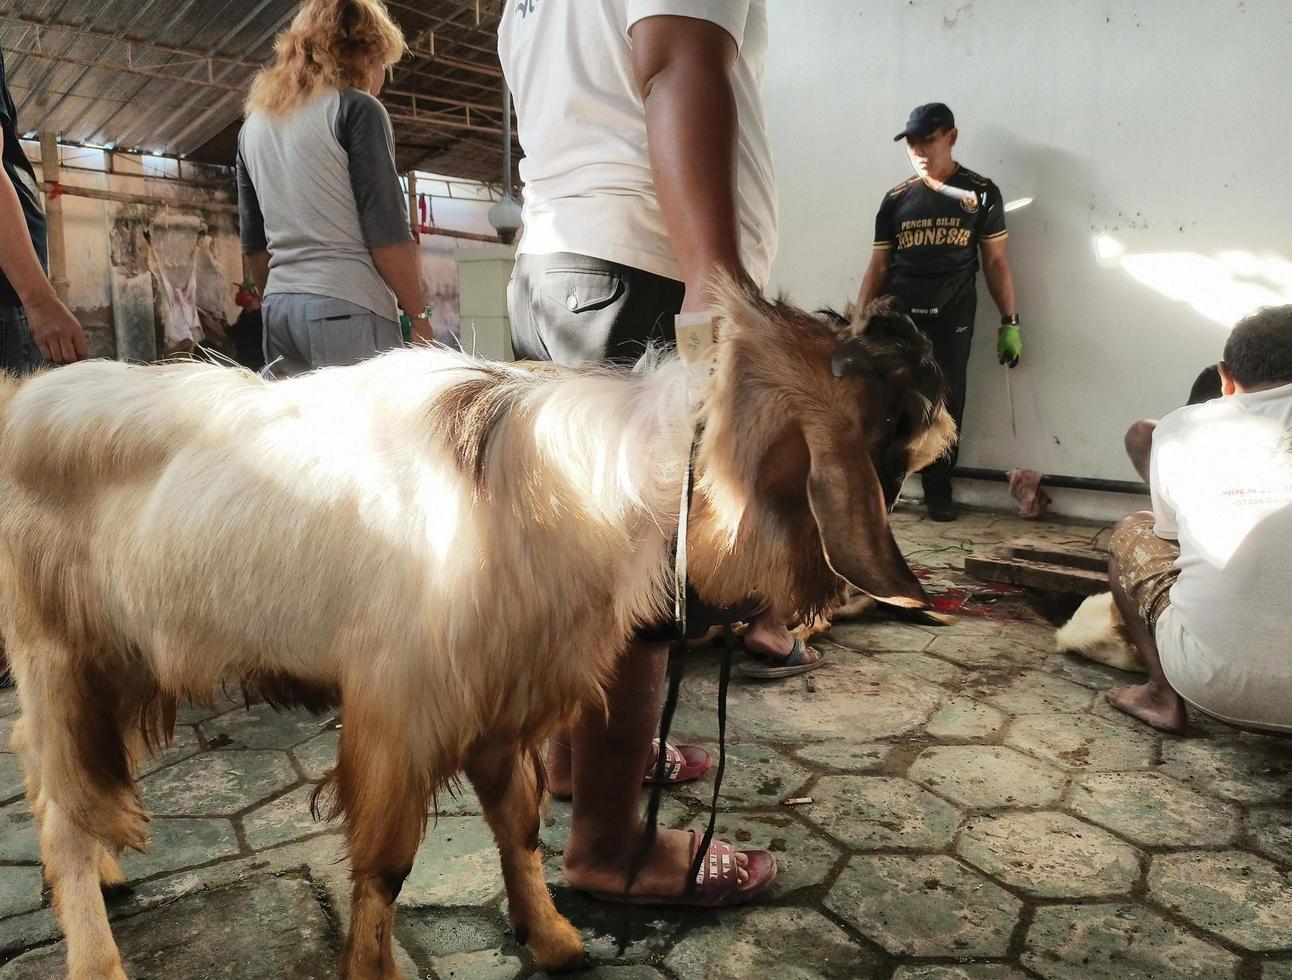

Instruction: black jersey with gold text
[873,165,1006,315]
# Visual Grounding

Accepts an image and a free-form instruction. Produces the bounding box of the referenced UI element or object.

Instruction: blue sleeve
[334,89,414,249]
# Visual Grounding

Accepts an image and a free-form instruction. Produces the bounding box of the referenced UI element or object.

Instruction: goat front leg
[467,741,586,973]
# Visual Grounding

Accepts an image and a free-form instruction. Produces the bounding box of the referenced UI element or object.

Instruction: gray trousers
[508,251,685,366]
[262,293,402,378]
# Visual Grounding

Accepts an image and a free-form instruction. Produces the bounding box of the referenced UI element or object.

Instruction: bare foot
[1107,683,1187,734]
[563,826,749,898]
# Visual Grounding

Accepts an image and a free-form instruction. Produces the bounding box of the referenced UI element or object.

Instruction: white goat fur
[0,284,954,979]
[1054,592,1143,673]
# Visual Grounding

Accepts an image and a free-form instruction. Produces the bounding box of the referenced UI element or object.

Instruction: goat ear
[803,432,930,609]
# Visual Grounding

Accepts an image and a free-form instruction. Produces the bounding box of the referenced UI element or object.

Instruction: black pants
[508,251,685,365]
[908,290,976,502]
[0,306,44,376]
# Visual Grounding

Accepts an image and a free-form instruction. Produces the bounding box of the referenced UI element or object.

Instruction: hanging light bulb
[488,193,523,245]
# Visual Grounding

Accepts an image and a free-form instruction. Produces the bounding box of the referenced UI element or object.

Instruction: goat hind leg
[467,742,586,973]
[335,714,427,980]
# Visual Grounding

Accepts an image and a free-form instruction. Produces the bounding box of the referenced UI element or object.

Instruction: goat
[0,280,954,979]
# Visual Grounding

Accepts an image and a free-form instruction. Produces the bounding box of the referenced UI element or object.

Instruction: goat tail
[310,766,342,823]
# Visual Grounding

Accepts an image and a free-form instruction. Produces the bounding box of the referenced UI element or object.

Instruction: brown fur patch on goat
[435,366,530,492]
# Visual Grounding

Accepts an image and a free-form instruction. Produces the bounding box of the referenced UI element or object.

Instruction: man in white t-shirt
[1106,305,1292,734]
[500,0,811,907]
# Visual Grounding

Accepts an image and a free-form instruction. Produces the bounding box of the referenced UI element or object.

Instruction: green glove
[997,317,1022,368]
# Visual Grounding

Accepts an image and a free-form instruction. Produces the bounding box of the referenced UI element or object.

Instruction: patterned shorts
[1109,513,1180,629]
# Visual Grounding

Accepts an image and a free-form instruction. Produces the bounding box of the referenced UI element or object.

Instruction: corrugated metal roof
[0,0,516,185]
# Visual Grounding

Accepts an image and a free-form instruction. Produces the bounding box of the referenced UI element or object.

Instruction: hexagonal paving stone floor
[824,854,1022,957]
[1148,851,1292,953]
[1022,903,1241,979]
[807,775,960,850]
[1067,771,1240,847]
[956,811,1140,898]
[908,745,1067,808]
[1,506,1289,979]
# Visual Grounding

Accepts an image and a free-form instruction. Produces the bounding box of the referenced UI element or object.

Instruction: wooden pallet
[965,538,1109,596]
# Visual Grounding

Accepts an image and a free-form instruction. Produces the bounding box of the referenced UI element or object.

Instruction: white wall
[764,0,1292,514]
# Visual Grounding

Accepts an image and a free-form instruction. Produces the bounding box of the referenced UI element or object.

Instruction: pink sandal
[585,830,778,907]
[643,739,712,786]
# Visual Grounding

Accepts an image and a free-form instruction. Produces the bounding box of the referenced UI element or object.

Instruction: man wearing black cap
[857,103,1020,522]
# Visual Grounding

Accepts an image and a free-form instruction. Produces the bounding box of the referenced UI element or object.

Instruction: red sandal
[643,739,712,786]
[551,740,711,800]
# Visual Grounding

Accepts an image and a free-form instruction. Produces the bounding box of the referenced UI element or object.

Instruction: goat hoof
[527,919,587,974]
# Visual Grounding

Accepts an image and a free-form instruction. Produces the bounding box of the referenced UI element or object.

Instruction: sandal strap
[782,638,810,668]
[691,833,740,893]
[647,739,684,782]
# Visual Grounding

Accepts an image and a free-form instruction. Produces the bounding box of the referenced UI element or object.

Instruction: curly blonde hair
[247,0,407,115]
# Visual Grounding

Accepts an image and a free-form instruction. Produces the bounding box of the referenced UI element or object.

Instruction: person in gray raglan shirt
[237,0,430,377]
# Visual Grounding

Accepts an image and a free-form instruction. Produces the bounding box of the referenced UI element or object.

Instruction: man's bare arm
[980,237,1016,318]
[0,129,86,363]
[856,248,892,308]
[631,15,743,312]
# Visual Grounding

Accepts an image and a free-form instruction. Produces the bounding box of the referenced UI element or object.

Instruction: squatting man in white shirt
[1106,304,1292,735]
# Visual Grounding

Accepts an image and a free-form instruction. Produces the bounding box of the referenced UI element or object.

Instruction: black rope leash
[617,429,735,952]
[689,623,736,886]
[616,626,735,954]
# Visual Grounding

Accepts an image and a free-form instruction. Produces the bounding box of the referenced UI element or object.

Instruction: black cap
[893,103,955,141]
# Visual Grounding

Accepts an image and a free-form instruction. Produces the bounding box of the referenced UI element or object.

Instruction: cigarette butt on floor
[783,797,813,806]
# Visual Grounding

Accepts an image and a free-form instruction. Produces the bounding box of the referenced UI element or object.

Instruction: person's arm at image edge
[631,14,745,313]
[0,129,86,363]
